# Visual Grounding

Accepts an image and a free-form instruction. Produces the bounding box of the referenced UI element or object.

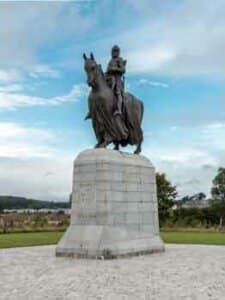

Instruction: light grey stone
[112,201,128,213]
[2,244,225,299]
[108,191,123,202]
[56,149,164,258]
[124,191,140,202]
[126,202,139,212]
[138,201,153,212]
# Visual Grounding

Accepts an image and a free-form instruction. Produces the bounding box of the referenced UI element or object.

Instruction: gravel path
[0,244,225,300]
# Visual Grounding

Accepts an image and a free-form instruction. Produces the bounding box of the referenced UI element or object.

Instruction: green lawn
[0,231,63,249]
[0,231,225,249]
[161,231,225,245]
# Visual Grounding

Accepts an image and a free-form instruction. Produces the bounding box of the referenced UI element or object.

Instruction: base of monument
[56,149,165,259]
[56,225,165,259]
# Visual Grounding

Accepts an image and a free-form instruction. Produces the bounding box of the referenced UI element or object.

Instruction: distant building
[174,193,210,209]
[3,208,71,214]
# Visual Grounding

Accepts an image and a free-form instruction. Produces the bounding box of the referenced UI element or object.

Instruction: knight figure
[106,45,126,116]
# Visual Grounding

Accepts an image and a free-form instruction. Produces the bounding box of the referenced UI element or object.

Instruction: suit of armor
[106,45,126,116]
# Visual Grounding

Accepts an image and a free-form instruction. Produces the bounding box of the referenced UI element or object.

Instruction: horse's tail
[123,93,144,146]
[139,100,144,124]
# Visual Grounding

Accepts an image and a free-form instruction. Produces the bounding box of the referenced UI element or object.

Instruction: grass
[0,231,225,249]
[0,231,63,249]
[161,231,225,245]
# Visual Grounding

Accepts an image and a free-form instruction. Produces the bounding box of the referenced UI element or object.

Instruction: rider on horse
[106,45,126,116]
[83,49,143,153]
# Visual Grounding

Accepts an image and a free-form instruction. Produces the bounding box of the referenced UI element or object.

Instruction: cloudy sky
[1,0,225,201]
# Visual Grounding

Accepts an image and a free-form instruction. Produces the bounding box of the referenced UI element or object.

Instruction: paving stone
[1,245,225,300]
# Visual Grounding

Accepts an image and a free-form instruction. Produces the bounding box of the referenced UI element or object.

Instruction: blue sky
[1,0,225,200]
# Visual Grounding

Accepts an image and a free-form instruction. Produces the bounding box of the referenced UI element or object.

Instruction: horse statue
[83,52,144,154]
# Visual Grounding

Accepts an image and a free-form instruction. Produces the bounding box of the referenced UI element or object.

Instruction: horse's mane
[97,64,104,77]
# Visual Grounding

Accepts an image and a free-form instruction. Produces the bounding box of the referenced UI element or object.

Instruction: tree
[179,195,192,206]
[69,193,72,208]
[192,192,206,203]
[31,214,48,228]
[179,193,207,207]
[156,172,177,226]
[211,167,225,227]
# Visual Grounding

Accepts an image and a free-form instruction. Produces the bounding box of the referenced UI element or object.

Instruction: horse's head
[83,52,99,88]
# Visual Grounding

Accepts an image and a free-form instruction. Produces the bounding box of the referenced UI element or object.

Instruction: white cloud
[0,69,22,83]
[29,64,60,79]
[0,122,79,200]
[0,84,23,93]
[1,120,224,201]
[0,120,93,201]
[104,0,225,78]
[0,64,59,85]
[0,2,93,69]
[143,121,225,197]
[204,122,225,131]
[138,78,168,88]
[0,143,54,159]
[0,84,87,110]
[127,46,175,74]
[2,1,225,79]
[158,149,215,165]
[0,122,52,140]
[0,157,73,201]
[201,122,225,151]
[125,0,151,14]
[0,122,54,158]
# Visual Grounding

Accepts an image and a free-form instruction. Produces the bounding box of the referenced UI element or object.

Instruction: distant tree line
[156,167,225,229]
[1,167,225,230]
[0,196,70,211]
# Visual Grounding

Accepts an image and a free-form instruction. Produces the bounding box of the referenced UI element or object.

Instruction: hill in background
[0,196,70,210]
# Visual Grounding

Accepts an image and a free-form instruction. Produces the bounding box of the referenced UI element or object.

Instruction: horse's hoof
[113,144,119,151]
[134,149,141,155]
[98,143,107,148]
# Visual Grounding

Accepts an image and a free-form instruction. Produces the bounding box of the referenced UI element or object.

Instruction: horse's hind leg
[134,135,143,154]
[113,142,119,151]
[134,143,141,154]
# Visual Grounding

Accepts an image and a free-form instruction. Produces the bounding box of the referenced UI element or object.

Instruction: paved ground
[0,244,225,300]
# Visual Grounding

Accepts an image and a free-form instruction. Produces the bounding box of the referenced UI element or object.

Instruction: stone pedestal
[56,149,164,258]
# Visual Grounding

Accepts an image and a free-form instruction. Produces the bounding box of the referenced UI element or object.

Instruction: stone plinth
[56,149,164,258]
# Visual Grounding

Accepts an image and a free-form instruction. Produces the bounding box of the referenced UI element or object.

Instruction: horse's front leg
[95,142,101,148]
[94,137,103,148]
[98,139,112,149]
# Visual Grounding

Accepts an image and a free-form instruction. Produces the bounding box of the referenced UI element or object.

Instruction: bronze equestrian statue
[83,46,144,154]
